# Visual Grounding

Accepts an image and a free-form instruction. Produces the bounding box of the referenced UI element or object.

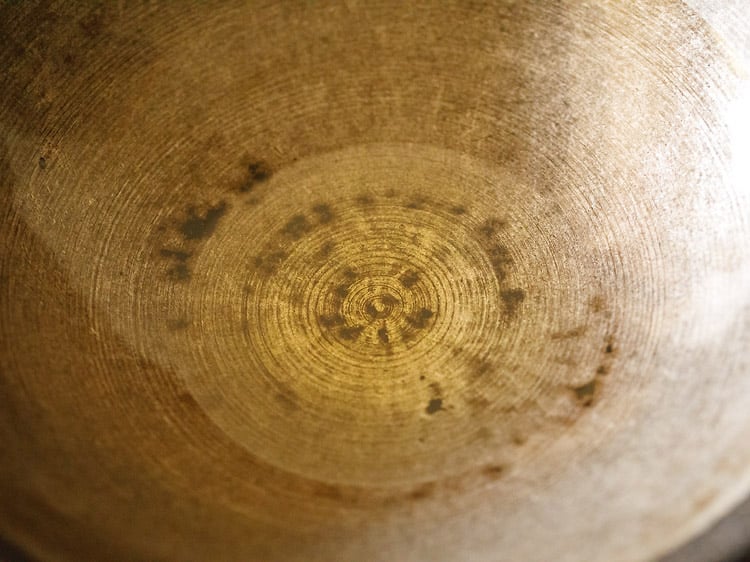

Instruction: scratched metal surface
[1,2,749,561]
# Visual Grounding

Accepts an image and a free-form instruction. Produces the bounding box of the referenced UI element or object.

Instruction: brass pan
[1,2,749,560]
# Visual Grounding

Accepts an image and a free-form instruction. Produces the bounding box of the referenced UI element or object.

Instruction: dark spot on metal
[239,160,271,193]
[419,375,426,381]
[399,270,420,288]
[482,465,506,479]
[180,201,227,241]
[167,318,189,331]
[511,433,527,446]
[319,240,335,257]
[334,284,349,298]
[252,251,286,275]
[407,307,434,329]
[160,248,191,262]
[312,203,334,224]
[409,482,435,500]
[319,313,345,328]
[571,380,597,406]
[487,244,513,281]
[551,326,587,340]
[589,295,606,313]
[168,262,191,282]
[177,392,201,410]
[338,325,364,341]
[406,198,425,210]
[479,217,507,237]
[282,214,312,239]
[429,382,442,397]
[605,342,614,354]
[596,365,609,376]
[342,268,357,280]
[377,327,390,345]
[426,398,443,414]
[501,288,525,316]
[38,156,46,169]
[450,205,467,215]
[312,482,343,501]
[355,194,374,206]
[274,391,299,412]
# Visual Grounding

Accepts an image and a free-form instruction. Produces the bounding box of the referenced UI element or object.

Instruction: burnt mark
[481,464,506,480]
[426,398,443,414]
[551,326,587,340]
[180,201,227,241]
[487,244,513,281]
[282,214,312,239]
[449,205,467,215]
[501,288,525,316]
[377,326,390,345]
[239,160,271,193]
[571,379,597,407]
[406,307,434,329]
[312,203,334,224]
[38,156,46,169]
[472,358,494,377]
[399,270,420,288]
[596,364,609,376]
[479,217,507,238]
[338,325,364,341]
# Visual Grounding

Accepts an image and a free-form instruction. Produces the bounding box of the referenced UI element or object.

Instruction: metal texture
[1,2,749,561]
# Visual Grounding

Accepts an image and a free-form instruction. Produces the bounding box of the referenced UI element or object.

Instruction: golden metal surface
[1,2,749,560]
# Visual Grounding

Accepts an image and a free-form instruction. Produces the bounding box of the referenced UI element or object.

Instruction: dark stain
[274,391,299,412]
[334,284,349,298]
[467,395,491,413]
[312,203,334,224]
[449,205,467,215]
[78,4,106,38]
[551,326,587,340]
[473,358,494,377]
[282,214,312,239]
[399,270,420,288]
[319,313,345,328]
[252,251,286,276]
[571,380,597,406]
[407,307,434,329]
[481,464,506,480]
[311,482,344,501]
[355,194,374,206]
[428,382,442,397]
[419,375,426,381]
[596,364,609,376]
[167,318,189,331]
[319,240,335,258]
[479,217,507,238]
[342,268,358,280]
[176,391,201,410]
[426,398,443,414]
[487,244,513,281]
[239,160,271,193]
[180,201,227,241]
[377,326,390,345]
[168,262,190,281]
[38,156,46,169]
[501,288,525,316]
[338,325,364,341]
[409,481,436,501]
[160,248,191,262]
[511,433,527,446]
[406,197,426,210]
[589,295,606,313]
[604,336,615,355]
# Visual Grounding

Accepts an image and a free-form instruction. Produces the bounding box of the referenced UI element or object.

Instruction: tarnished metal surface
[1,2,749,560]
